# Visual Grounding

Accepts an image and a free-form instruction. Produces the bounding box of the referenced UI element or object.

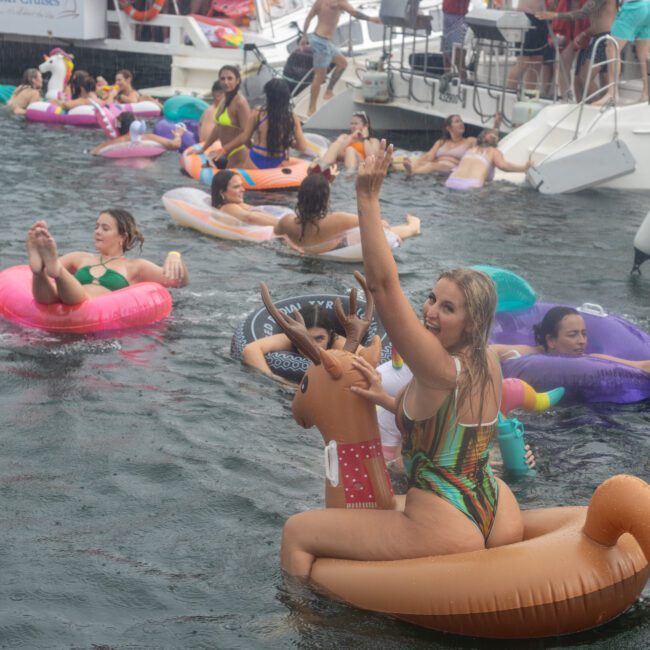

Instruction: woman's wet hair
[295,174,330,241]
[352,110,375,139]
[477,128,499,147]
[81,75,96,95]
[262,78,295,157]
[441,114,462,141]
[102,209,145,252]
[21,68,40,87]
[437,268,497,424]
[70,70,89,99]
[298,303,339,349]
[211,170,238,208]
[116,69,133,82]
[533,306,580,351]
[218,65,241,113]
[116,110,136,136]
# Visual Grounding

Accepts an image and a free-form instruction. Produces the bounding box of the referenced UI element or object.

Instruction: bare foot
[639,94,648,103]
[592,93,614,107]
[405,214,421,236]
[34,228,61,279]
[323,90,334,100]
[26,224,45,273]
[403,157,413,176]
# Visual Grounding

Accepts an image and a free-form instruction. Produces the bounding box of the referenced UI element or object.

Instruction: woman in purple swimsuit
[399,114,476,176]
[445,129,532,190]
[220,79,309,169]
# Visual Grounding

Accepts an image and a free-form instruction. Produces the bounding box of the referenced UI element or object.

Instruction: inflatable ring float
[162,187,400,261]
[162,187,291,242]
[0,266,172,333]
[181,144,310,191]
[96,140,168,160]
[492,300,650,403]
[231,293,392,383]
[309,474,650,638]
[163,95,209,123]
[119,0,165,22]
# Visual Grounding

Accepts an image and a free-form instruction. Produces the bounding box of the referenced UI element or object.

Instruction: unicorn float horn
[500,377,564,417]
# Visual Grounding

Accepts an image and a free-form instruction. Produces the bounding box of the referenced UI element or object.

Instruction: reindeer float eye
[300,375,309,393]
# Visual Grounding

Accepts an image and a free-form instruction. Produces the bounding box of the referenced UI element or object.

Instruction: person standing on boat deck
[442,0,470,79]
[300,0,382,116]
[559,0,650,104]
[537,0,616,101]
[506,0,550,92]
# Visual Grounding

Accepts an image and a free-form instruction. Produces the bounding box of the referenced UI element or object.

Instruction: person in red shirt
[442,0,471,78]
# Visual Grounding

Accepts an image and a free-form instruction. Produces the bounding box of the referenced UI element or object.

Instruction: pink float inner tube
[492,301,650,403]
[0,266,172,334]
[96,140,167,159]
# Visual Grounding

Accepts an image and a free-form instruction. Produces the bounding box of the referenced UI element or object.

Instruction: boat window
[331,20,363,47]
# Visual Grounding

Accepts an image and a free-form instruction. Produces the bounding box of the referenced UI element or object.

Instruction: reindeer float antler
[260,282,322,365]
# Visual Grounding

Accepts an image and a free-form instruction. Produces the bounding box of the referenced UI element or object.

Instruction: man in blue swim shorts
[300,0,381,115]
[598,0,650,103]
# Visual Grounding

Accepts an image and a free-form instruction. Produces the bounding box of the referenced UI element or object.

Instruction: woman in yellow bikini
[26,210,188,306]
[191,65,251,169]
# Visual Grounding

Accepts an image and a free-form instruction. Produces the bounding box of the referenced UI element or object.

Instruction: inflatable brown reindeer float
[261,272,394,510]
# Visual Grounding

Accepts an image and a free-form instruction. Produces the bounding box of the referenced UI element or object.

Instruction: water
[0,114,648,649]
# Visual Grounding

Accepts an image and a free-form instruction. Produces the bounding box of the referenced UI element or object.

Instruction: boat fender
[632,210,650,274]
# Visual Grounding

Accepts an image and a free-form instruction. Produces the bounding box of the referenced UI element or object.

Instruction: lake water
[0,113,648,649]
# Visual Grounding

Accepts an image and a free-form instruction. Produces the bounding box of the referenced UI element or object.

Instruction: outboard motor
[632,211,650,274]
[282,46,316,95]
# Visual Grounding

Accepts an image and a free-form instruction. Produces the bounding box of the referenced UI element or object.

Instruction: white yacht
[302,6,551,131]
[0,0,389,98]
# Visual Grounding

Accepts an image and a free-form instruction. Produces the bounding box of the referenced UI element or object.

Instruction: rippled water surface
[0,114,648,649]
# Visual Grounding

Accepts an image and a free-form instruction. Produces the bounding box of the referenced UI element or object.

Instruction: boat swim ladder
[526,35,636,194]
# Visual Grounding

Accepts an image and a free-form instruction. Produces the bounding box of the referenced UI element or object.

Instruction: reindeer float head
[261,273,394,510]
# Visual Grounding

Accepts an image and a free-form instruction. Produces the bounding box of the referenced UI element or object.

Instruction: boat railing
[527,35,620,166]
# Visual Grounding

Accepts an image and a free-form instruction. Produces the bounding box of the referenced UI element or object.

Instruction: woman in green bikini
[26,209,189,305]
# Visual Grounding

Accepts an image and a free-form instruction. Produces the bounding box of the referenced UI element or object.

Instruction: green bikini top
[74,259,129,291]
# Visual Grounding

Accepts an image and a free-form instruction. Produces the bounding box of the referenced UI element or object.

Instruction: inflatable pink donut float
[0,266,171,333]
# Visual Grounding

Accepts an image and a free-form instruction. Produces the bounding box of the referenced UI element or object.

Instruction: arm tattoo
[557,0,607,21]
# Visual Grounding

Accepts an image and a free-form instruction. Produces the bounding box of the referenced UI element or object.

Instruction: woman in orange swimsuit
[280,144,524,578]
[400,114,476,176]
[26,210,188,306]
[311,111,380,172]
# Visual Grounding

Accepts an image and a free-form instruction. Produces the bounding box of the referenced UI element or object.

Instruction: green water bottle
[497,414,535,476]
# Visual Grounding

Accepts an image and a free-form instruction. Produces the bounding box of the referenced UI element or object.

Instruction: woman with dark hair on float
[274,173,420,255]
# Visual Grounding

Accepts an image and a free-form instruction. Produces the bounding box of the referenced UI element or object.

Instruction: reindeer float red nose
[261,274,395,510]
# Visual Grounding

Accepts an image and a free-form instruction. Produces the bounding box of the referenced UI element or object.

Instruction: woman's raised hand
[356,139,393,198]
